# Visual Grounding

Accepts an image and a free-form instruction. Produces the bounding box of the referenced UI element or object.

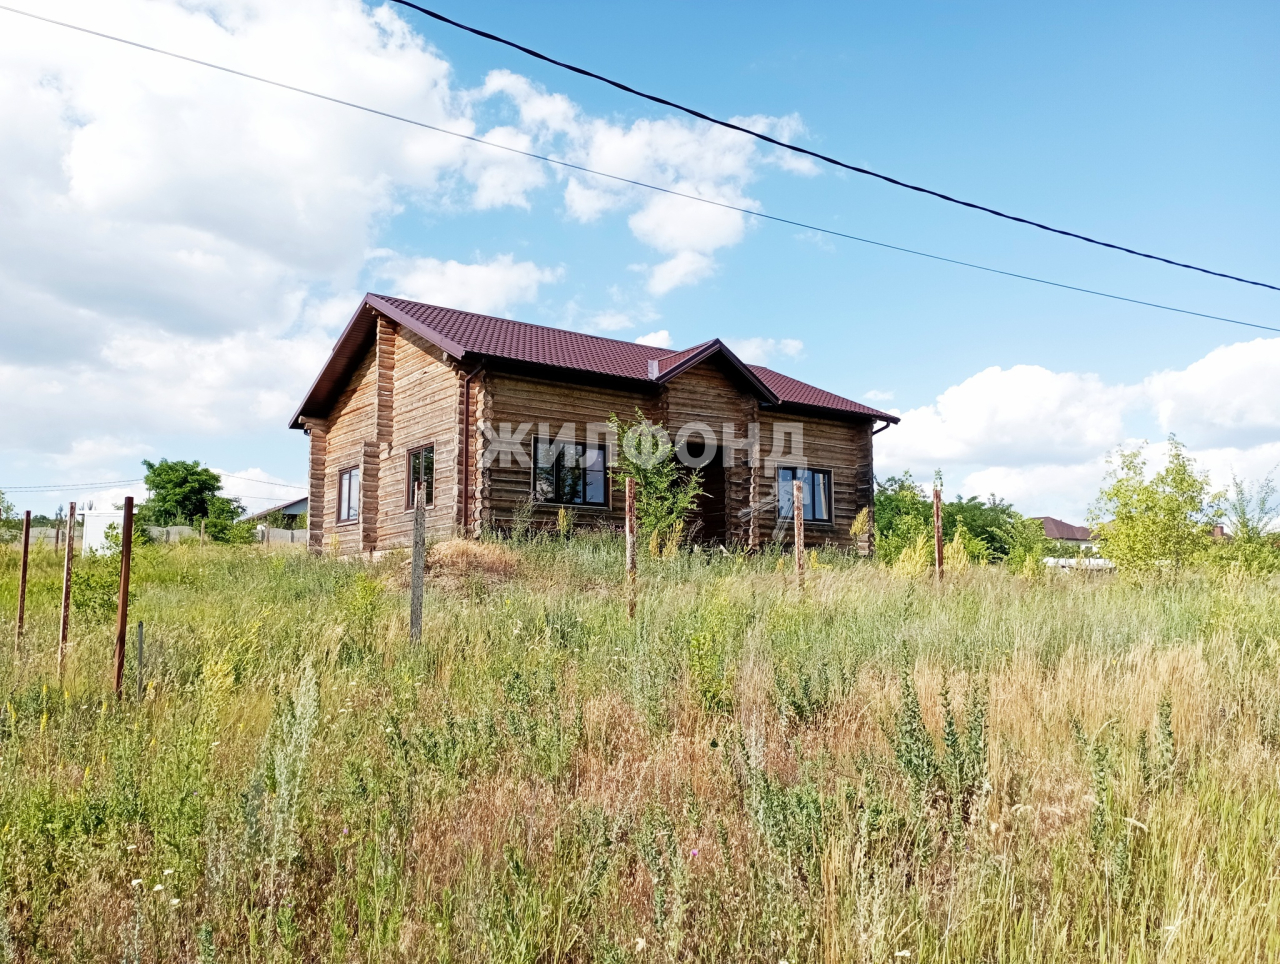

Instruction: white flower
[170,898,180,906]
[895,952,912,959]
[125,844,137,851]
[635,937,646,951]
[130,879,142,887]
[153,884,164,892]
[163,868,174,875]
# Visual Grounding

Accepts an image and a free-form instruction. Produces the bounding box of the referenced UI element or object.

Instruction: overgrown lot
[1,538,1278,962]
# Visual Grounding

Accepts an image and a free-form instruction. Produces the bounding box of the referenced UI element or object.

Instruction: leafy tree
[874,471,1023,564]
[608,410,703,553]
[1089,437,1222,573]
[1207,471,1280,573]
[0,488,17,543]
[139,459,244,526]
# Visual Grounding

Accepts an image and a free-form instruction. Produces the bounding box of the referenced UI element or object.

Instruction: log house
[290,294,898,555]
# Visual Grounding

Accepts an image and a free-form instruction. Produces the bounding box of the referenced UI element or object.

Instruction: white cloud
[875,340,1280,522]
[863,389,894,401]
[588,311,634,332]
[725,337,805,366]
[1144,337,1280,448]
[647,252,716,296]
[377,254,561,315]
[635,330,673,349]
[0,0,817,485]
[213,466,307,512]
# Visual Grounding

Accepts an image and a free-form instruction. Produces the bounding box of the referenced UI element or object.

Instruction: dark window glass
[407,445,435,507]
[777,467,832,523]
[338,466,360,522]
[533,439,608,506]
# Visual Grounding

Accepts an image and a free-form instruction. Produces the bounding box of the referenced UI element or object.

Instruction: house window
[407,445,435,508]
[777,467,832,523]
[337,466,360,523]
[534,439,608,506]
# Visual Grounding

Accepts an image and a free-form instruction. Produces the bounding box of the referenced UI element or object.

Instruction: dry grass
[0,536,1278,962]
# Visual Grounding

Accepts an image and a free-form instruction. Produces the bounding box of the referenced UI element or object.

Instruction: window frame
[336,465,361,525]
[531,437,610,508]
[776,466,834,525]
[405,443,436,510]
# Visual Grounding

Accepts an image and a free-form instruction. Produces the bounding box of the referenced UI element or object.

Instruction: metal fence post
[625,477,637,619]
[409,483,426,642]
[793,478,805,588]
[114,497,134,698]
[15,511,30,653]
[57,501,76,681]
[933,485,944,581]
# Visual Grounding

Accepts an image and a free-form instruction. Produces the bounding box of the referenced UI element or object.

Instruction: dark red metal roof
[1031,517,1094,541]
[290,294,898,427]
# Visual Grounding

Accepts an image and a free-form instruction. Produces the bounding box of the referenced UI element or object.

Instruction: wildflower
[635,937,646,951]
[163,869,174,875]
[343,827,349,835]
[895,952,912,959]
[690,848,698,858]
[210,741,220,748]
[153,884,163,892]
[170,898,180,906]
[130,879,142,887]
[126,844,137,851]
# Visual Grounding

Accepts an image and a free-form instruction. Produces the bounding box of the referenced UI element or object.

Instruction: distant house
[245,497,308,525]
[289,294,898,556]
[1032,516,1093,545]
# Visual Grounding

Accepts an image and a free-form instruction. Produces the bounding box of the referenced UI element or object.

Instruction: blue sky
[1,0,1277,521]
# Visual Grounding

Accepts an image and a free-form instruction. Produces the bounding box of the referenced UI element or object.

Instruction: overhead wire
[385,0,1280,294]
[0,4,1275,335]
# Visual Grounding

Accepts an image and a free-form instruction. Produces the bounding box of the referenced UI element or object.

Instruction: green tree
[873,472,1021,563]
[607,410,703,551]
[1089,437,1221,573]
[139,459,244,526]
[0,488,17,543]
[1207,471,1280,573]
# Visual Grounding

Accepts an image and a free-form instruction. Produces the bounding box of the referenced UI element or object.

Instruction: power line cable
[1,479,145,492]
[385,0,1280,294]
[218,474,307,490]
[1,5,1275,335]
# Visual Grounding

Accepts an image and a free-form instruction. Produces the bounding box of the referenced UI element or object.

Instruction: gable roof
[1031,517,1093,541]
[290,294,899,427]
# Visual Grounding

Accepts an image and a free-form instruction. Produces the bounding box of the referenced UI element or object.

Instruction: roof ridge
[371,292,679,356]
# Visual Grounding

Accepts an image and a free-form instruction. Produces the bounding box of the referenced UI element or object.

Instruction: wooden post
[625,477,637,619]
[409,483,426,642]
[136,621,144,702]
[933,485,944,581]
[15,511,31,653]
[113,498,134,698]
[793,478,805,588]
[200,519,205,544]
[57,501,76,681]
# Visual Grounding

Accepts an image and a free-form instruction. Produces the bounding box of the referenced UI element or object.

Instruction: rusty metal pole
[793,478,805,588]
[113,498,135,698]
[136,621,145,702]
[409,483,426,642]
[625,477,637,619]
[57,501,76,681]
[15,511,31,653]
[933,485,944,582]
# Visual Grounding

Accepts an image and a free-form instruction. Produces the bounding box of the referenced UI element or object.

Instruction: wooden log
[58,501,76,681]
[113,497,134,698]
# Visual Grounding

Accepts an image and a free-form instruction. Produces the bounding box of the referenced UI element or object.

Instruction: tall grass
[1,536,1278,962]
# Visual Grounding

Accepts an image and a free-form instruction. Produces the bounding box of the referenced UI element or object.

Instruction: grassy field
[1,536,1278,962]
